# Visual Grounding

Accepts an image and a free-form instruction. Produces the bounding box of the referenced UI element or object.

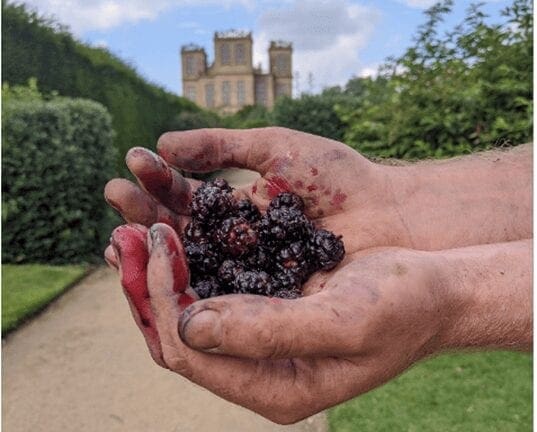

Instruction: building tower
[269,41,293,100]
[181,44,207,105]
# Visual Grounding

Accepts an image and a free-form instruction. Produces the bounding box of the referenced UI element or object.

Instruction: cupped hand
[104,127,411,260]
[109,222,445,424]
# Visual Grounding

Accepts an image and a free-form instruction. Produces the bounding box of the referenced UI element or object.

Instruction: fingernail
[148,225,163,253]
[180,309,222,351]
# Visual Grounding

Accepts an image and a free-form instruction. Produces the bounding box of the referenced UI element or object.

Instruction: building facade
[181,30,292,113]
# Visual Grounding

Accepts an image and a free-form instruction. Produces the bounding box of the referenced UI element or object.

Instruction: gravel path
[2,267,327,432]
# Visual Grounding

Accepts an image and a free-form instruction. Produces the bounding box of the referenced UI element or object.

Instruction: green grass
[329,351,532,431]
[2,264,89,334]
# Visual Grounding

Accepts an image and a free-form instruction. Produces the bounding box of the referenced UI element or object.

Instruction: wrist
[378,148,532,251]
[428,241,532,352]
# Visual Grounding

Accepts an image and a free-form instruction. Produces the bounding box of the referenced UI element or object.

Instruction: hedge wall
[2,1,198,174]
[2,98,117,263]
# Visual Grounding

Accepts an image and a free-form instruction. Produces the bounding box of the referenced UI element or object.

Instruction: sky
[21,0,511,95]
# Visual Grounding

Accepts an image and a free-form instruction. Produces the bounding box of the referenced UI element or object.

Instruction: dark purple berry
[310,229,345,270]
[268,192,305,212]
[233,271,274,295]
[277,240,307,268]
[218,259,245,287]
[244,246,273,271]
[273,288,301,299]
[206,178,233,193]
[216,216,258,257]
[236,199,261,222]
[272,268,302,291]
[259,207,313,245]
[184,241,220,274]
[183,220,209,243]
[190,184,234,224]
[193,277,225,299]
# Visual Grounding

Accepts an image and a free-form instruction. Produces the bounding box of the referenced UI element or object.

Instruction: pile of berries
[183,178,345,299]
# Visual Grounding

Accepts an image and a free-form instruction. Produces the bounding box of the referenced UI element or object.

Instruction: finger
[145,223,194,348]
[178,290,360,359]
[104,245,118,269]
[110,224,166,367]
[157,128,289,174]
[126,147,202,215]
[104,178,184,232]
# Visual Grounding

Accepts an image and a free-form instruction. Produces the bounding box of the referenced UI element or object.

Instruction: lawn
[329,351,532,431]
[2,264,89,334]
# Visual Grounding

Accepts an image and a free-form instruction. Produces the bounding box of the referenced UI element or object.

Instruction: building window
[205,83,215,107]
[186,55,195,76]
[221,42,231,65]
[186,85,197,102]
[275,54,288,73]
[235,43,245,65]
[237,81,246,105]
[222,81,231,106]
[255,79,267,106]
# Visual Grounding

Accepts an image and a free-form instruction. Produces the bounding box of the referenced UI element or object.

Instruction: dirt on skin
[2,267,327,432]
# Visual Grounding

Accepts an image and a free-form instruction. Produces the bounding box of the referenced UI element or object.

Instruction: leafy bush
[2,97,117,263]
[221,105,273,129]
[168,110,221,131]
[339,0,533,159]
[2,1,198,174]
[272,92,349,141]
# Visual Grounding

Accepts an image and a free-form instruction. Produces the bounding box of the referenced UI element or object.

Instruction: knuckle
[253,323,286,358]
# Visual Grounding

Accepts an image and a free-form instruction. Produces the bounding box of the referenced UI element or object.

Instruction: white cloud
[21,0,254,34]
[254,0,380,93]
[358,63,380,78]
[398,0,437,8]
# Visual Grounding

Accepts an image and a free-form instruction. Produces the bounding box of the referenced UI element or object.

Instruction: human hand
[108,224,531,424]
[108,222,448,423]
[104,127,412,259]
[104,129,532,261]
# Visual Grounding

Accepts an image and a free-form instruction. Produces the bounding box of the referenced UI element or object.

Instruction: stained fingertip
[104,245,118,269]
[147,223,190,294]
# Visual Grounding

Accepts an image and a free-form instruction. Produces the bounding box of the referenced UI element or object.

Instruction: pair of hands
[105,127,532,423]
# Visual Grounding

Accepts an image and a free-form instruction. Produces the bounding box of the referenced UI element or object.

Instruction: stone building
[181,30,292,113]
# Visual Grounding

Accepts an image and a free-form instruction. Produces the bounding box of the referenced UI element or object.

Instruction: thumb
[178,292,360,359]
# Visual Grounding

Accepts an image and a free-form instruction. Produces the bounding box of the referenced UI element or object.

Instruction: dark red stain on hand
[294,180,304,189]
[330,190,347,208]
[178,293,195,310]
[252,184,257,194]
[307,184,318,192]
[160,227,189,294]
[265,176,291,198]
[310,167,319,176]
[112,225,161,349]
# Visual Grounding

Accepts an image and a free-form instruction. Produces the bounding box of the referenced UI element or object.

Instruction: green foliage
[1,77,49,105]
[2,96,117,263]
[2,1,198,173]
[329,351,532,431]
[221,105,273,129]
[339,0,533,159]
[272,91,350,141]
[168,109,221,131]
[2,264,88,334]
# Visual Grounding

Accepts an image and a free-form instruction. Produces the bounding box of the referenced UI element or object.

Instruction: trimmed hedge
[2,1,198,174]
[2,97,117,263]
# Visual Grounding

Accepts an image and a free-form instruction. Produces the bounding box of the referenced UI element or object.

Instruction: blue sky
[22,0,511,95]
